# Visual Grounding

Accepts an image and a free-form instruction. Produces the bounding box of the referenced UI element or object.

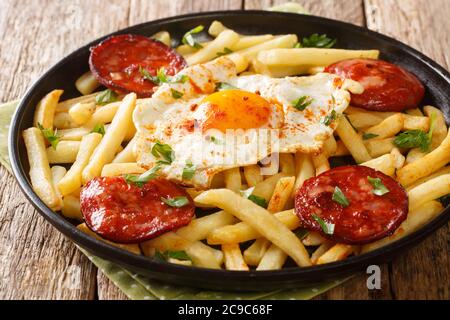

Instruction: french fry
[405,108,423,116]
[243,239,271,266]
[186,30,240,65]
[69,102,95,125]
[390,147,405,169]
[151,31,171,46]
[408,174,450,211]
[360,154,395,177]
[207,209,300,245]
[140,232,223,269]
[334,140,350,156]
[62,195,82,220]
[279,153,295,175]
[56,92,98,113]
[57,133,102,196]
[397,130,450,186]
[195,189,311,266]
[316,244,354,264]
[346,112,383,129]
[51,165,66,208]
[223,167,241,192]
[77,223,141,255]
[364,137,396,158]
[323,135,337,156]
[23,128,61,210]
[210,171,225,188]
[58,126,92,141]
[302,231,327,246]
[252,172,288,201]
[406,166,450,190]
[101,162,145,177]
[232,34,275,51]
[267,176,295,212]
[112,137,136,163]
[403,115,429,131]
[243,165,263,187]
[405,148,425,164]
[53,112,78,129]
[222,244,249,271]
[46,141,80,164]
[87,102,120,126]
[312,152,330,175]
[361,201,443,253]
[336,115,372,163]
[424,106,447,149]
[33,90,64,129]
[311,242,334,264]
[293,153,314,194]
[75,72,100,95]
[255,48,379,67]
[256,244,288,270]
[82,93,136,183]
[208,20,227,37]
[365,114,404,139]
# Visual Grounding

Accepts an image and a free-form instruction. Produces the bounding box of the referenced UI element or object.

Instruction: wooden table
[0,0,449,300]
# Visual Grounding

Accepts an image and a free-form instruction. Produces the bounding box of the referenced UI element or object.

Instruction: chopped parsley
[367,176,390,196]
[209,136,224,145]
[294,34,337,48]
[216,47,233,57]
[95,89,118,106]
[332,186,350,207]
[91,123,105,136]
[248,194,268,208]
[311,214,335,235]
[124,164,161,187]
[216,82,237,91]
[182,160,196,180]
[155,250,191,262]
[321,110,338,126]
[151,141,175,164]
[393,130,430,152]
[37,123,59,149]
[140,67,189,85]
[161,196,190,208]
[171,88,183,99]
[363,133,379,140]
[292,95,313,111]
[182,25,204,49]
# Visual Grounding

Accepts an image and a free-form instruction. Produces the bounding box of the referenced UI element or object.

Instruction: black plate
[8,10,450,292]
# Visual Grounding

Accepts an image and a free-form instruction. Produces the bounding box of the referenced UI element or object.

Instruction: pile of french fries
[22,21,450,271]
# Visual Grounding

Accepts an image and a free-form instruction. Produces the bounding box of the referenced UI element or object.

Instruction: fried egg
[133,57,363,188]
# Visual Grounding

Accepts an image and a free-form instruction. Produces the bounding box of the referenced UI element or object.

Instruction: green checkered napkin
[0,1,353,299]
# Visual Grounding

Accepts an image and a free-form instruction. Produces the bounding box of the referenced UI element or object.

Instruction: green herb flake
[367,176,390,196]
[161,196,190,208]
[295,34,337,48]
[239,187,255,199]
[182,25,204,49]
[216,82,237,91]
[209,136,224,145]
[248,194,268,208]
[140,66,189,86]
[393,130,431,152]
[171,88,183,99]
[294,228,309,240]
[154,250,191,262]
[182,160,196,180]
[332,186,350,207]
[91,123,105,136]
[363,133,379,140]
[216,47,233,57]
[311,214,335,235]
[37,123,59,149]
[292,95,313,111]
[124,164,161,187]
[321,110,338,126]
[151,141,175,164]
[95,89,118,106]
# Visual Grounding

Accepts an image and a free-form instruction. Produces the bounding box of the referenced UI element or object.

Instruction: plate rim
[8,9,450,290]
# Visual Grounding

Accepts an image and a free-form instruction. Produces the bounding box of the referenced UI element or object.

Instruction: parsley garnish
[209,136,224,145]
[139,67,188,86]
[151,141,175,164]
[217,47,233,57]
[367,176,390,196]
[124,164,161,187]
[171,88,183,99]
[182,160,195,180]
[161,196,190,208]
[248,194,268,208]
[294,34,337,48]
[216,82,237,91]
[95,89,118,106]
[91,124,105,136]
[155,250,191,262]
[182,25,204,49]
[393,130,430,152]
[311,214,335,235]
[292,95,313,111]
[321,110,338,126]
[363,133,379,140]
[332,186,350,207]
[294,228,309,240]
[37,123,59,149]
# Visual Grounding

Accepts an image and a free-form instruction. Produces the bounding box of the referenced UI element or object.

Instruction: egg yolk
[200,90,274,132]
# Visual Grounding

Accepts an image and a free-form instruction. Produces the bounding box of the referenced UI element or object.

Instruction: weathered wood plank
[365,0,450,299]
[97,272,129,300]
[244,0,365,25]
[0,0,133,299]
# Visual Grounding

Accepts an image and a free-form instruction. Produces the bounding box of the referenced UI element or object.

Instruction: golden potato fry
[112,137,136,163]
[267,176,295,213]
[406,166,450,190]
[293,153,315,194]
[222,244,249,271]
[252,172,288,201]
[360,154,395,177]
[53,112,78,129]
[312,152,330,175]
[403,115,429,131]
[408,174,450,211]
[311,242,334,264]
[256,244,288,270]
[62,195,82,220]
[223,167,241,192]
[424,106,447,150]
[405,108,423,116]
[101,162,145,177]
[336,115,371,163]
[75,72,100,95]
[364,137,396,158]
[243,165,263,187]
[334,140,350,156]
[151,31,171,46]
[56,93,98,113]
[243,239,271,266]
[33,89,64,129]
[365,114,404,139]
[302,231,327,246]
[279,153,295,175]
[51,165,66,208]
[316,244,354,264]
[346,112,384,129]
[46,141,80,164]
[69,102,95,125]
